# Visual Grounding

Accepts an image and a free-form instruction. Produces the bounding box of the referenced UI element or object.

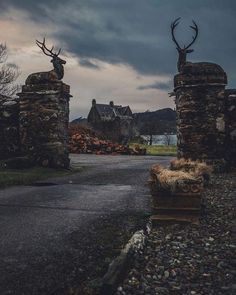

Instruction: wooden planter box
[149,178,203,224]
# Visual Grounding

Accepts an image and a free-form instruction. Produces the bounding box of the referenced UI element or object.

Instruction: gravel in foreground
[116,174,236,295]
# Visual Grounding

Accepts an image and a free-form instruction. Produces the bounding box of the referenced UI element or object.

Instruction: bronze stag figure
[171,18,226,80]
[171,17,199,72]
[26,38,66,85]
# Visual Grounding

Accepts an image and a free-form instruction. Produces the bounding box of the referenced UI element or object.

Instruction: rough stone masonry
[18,81,71,169]
[171,18,236,171]
[174,62,236,171]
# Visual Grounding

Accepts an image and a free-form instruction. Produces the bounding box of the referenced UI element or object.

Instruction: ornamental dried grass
[150,164,196,191]
[170,158,213,181]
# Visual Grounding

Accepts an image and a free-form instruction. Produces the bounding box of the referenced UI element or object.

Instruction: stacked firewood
[69,124,146,155]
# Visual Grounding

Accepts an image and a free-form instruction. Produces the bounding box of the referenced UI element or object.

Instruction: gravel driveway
[116,173,236,295]
[0,154,172,295]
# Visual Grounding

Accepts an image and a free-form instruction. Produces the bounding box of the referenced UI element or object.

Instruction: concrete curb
[100,221,151,294]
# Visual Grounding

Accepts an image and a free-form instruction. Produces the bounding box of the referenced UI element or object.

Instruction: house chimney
[92,99,96,106]
[110,101,114,107]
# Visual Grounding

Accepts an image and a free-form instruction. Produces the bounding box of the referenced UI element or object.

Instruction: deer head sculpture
[171,18,198,72]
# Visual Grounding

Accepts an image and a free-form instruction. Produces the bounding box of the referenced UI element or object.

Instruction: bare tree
[146,121,155,145]
[163,133,173,146]
[0,43,20,96]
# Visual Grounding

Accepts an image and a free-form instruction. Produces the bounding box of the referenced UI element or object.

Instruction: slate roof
[117,106,130,116]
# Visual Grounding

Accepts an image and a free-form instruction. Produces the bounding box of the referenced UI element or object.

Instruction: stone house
[87,99,137,143]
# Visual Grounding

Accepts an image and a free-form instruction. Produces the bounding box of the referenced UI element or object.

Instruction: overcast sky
[0,0,235,120]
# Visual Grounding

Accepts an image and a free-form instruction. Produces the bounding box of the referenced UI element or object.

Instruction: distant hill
[133,108,176,135]
[70,117,88,125]
[71,108,176,135]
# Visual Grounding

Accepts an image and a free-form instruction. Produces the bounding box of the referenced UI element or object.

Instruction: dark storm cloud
[1,0,236,86]
[0,0,59,19]
[79,58,100,69]
[137,81,171,91]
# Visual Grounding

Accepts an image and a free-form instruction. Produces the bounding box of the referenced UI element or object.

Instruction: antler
[171,18,198,50]
[36,38,61,57]
[185,20,198,49]
[171,17,181,49]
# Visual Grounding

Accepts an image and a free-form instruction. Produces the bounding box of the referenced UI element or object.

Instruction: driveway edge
[100,221,151,294]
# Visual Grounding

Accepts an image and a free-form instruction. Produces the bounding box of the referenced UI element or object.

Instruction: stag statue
[26,38,66,85]
[171,17,227,83]
[171,17,199,72]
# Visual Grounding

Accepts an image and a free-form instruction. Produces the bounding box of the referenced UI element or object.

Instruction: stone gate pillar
[18,82,71,168]
[174,64,228,170]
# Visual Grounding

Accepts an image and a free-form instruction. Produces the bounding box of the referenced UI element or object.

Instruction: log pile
[69,124,146,155]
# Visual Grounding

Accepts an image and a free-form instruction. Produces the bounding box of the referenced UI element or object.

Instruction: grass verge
[130,143,177,156]
[0,166,82,189]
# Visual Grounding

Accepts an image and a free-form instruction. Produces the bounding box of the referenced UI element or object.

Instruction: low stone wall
[18,82,71,168]
[0,95,20,160]
[225,90,236,169]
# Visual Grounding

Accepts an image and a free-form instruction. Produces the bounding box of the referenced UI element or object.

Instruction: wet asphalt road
[0,154,172,294]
